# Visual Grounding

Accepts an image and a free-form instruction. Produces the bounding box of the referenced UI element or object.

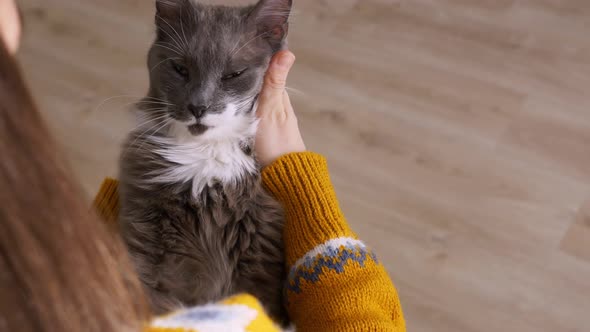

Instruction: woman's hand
[255,51,306,167]
[0,0,21,54]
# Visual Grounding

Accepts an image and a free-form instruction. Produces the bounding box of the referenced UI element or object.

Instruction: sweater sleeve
[262,152,406,332]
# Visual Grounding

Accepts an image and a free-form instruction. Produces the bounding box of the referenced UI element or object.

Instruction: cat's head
[142,0,292,141]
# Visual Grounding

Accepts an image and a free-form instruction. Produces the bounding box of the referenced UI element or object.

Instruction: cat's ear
[155,0,185,21]
[249,0,293,51]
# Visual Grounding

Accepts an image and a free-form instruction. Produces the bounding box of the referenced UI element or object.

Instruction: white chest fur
[146,111,258,198]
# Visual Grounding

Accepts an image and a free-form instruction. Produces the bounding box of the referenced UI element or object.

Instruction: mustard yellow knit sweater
[94,152,406,332]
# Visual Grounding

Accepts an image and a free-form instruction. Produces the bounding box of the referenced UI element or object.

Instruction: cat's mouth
[188,123,209,135]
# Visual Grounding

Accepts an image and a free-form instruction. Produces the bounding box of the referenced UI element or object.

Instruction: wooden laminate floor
[16,0,590,331]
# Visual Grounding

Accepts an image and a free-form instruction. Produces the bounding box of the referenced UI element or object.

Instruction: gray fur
[118,0,292,325]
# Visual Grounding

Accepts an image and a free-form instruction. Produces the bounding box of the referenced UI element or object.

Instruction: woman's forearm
[262,152,406,331]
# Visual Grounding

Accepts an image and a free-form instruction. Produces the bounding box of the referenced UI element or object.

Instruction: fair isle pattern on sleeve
[286,237,378,294]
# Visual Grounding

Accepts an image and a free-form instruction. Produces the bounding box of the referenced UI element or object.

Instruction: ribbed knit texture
[261,152,357,267]
[93,152,405,332]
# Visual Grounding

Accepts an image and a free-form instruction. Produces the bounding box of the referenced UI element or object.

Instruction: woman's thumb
[261,51,295,97]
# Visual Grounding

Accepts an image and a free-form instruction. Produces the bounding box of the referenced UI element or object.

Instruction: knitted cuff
[261,152,356,266]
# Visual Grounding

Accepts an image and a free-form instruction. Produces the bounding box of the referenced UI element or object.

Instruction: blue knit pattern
[286,243,378,294]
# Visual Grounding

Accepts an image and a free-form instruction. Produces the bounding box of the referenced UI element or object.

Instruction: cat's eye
[172,62,189,79]
[222,69,247,81]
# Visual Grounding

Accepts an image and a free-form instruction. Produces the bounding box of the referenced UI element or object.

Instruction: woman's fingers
[257,50,296,116]
[255,51,305,167]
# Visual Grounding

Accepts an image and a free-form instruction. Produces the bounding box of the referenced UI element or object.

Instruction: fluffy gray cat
[118,0,292,325]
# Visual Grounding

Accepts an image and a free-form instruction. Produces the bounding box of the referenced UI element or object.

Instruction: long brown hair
[0,39,150,330]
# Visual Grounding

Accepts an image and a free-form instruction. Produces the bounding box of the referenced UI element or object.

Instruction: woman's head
[0,13,150,332]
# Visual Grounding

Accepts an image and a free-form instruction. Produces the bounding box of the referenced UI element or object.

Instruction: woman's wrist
[261,152,327,205]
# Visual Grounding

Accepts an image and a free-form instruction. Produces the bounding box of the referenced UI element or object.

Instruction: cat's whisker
[230,95,255,108]
[179,6,191,53]
[149,118,174,136]
[139,100,174,108]
[143,118,173,140]
[133,114,170,131]
[233,97,258,114]
[133,114,168,130]
[128,99,173,109]
[235,98,255,109]
[156,15,189,52]
[154,30,185,55]
[90,97,171,116]
[137,108,171,113]
[230,30,271,57]
[151,56,182,72]
[154,18,186,53]
[229,15,297,59]
[137,109,169,117]
[285,86,305,96]
[94,100,170,114]
[136,102,175,108]
[136,105,173,112]
[133,119,167,141]
[133,114,170,135]
[130,117,173,150]
[92,94,153,113]
[141,96,172,103]
[155,42,183,56]
[155,39,184,55]
[234,101,251,110]
[155,16,185,50]
[135,118,175,151]
[133,115,169,131]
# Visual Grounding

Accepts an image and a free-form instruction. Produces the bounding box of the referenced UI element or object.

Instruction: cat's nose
[188,104,208,119]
